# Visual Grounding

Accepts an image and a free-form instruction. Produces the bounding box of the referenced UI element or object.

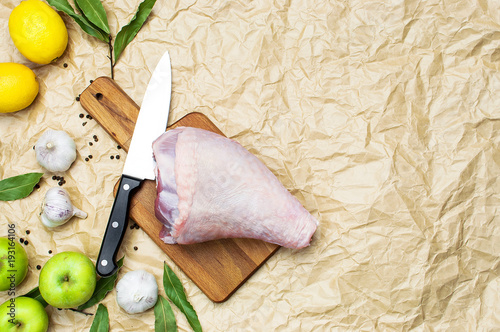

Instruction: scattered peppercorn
[85,157,89,162]
[88,155,93,159]
[116,155,120,159]
[26,230,30,235]
[110,156,114,159]
[48,250,52,254]
[24,241,29,245]
[76,96,80,102]
[117,145,122,149]
[34,184,40,189]
[58,181,63,186]
[89,142,93,146]
[82,122,87,126]
[79,113,84,118]
[90,80,93,83]
[19,238,24,244]
[36,265,41,270]
[134,246,138,251]
[63,63,68,68]
[52,175,57,180]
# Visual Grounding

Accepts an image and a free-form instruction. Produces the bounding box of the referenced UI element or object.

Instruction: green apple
[0,296,49,331]
[39,251,97,309]
[0,237,29,292]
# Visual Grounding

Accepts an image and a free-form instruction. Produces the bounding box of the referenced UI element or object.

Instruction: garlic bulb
[35,129,77,172]
[41,187,87,228]
[116,270,158,314]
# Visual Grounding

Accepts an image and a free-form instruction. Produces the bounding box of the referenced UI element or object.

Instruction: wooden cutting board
[80,77,279,302]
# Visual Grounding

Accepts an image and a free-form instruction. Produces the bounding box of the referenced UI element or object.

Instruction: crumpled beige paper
[1,0,500,330]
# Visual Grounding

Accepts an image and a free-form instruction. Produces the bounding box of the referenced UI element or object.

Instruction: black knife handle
[96,175,142,277]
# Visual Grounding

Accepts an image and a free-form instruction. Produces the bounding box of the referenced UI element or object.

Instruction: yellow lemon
[9,0,68,64]
[0,63,39,113]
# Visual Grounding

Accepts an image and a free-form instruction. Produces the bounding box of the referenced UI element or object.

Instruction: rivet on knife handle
[96,175,142,277]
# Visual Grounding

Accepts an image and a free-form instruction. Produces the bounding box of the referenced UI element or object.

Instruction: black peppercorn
[63,63,68,68]
[110,156,114,159]
[88,155,93,159]
[26,230,30,235]
[134,246,138,251]
[89,142,93,146]
[48,250,52,254]
[76,96,80,102]
[19,238,24,244]
[82,122,87,126]
[85,157,89,162]
[79,113,84,118]
[24,240,28,245]
[36,265,41,270]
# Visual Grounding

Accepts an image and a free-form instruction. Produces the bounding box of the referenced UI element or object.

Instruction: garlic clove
[116,270,158,314]
[35,129,77,172]
[41,187,87,228]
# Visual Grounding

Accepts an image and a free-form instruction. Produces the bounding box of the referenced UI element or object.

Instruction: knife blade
[96,50,172,277]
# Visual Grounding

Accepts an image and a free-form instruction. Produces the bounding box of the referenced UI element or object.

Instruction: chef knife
[96,50,172,277]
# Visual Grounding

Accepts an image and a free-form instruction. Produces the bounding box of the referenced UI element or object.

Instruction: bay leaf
[163,262,202,332]
[77,256,124,311]
[23,286,49,308]
[75,0,110,34]
[46,0,108,42]
[113,0,157,62]
[0,172,43,201]
[90,304,109,332]
[154,295,177,332]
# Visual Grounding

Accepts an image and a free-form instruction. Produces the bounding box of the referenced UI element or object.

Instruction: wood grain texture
[80,77,279,302]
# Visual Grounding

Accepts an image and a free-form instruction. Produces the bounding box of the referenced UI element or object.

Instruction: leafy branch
[47,0,157,79]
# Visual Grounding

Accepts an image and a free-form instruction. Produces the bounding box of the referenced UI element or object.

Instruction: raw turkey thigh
[153,127,317,249]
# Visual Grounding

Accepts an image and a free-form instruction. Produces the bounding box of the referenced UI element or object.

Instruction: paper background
[1,0,499,330]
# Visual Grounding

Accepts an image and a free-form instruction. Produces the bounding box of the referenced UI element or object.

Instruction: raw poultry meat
[152,127,318,249]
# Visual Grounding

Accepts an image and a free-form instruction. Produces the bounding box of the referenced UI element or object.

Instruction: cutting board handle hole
[95,93,103,101]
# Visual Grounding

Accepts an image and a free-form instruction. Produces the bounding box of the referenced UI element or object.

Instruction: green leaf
[154,295,177,332]
[77,256,124,311]
[114,0,157,62]
[163,263,202,332]
[90,304,109,332]
[75,0,110,34]
[0,172,43,201]
[46,0,108,42]
[23,286,49,308]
